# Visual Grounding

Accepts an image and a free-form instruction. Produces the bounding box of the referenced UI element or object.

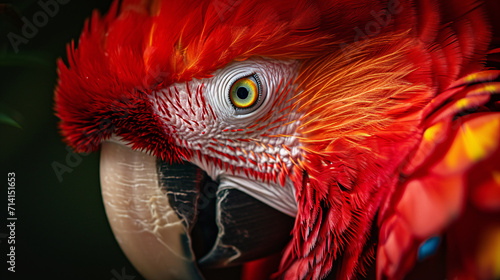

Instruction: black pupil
[237,87,249,100]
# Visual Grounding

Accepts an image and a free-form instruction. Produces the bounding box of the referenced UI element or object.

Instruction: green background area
[0,1,145,279]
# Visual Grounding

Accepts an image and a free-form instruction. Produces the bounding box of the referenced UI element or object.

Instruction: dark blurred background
[0,0,146,279]
[1,1,500,280]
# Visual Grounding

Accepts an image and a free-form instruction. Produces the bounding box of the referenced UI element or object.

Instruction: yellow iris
[229,77,259,108]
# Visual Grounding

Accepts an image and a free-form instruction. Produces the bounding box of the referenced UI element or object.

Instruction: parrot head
[55,0,498,279]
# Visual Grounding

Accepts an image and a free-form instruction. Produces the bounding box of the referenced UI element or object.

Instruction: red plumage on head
[54,0,403,157]
[55,0,500,279]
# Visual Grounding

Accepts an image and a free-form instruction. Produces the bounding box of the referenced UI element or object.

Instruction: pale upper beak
[100,141,294,279]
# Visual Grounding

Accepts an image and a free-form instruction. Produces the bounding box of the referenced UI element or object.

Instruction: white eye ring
[205,59,286,122]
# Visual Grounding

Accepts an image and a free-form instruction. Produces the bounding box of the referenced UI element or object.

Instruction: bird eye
[229,75,261,110]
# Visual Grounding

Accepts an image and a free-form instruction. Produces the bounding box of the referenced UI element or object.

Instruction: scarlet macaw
[54,0,500,279]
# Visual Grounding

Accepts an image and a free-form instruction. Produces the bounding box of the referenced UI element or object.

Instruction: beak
[100,141,294,279]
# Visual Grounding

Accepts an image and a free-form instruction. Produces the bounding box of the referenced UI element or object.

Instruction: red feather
[54,0,500,279]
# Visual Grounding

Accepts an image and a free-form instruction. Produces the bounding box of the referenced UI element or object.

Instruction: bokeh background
[0,0,146,279]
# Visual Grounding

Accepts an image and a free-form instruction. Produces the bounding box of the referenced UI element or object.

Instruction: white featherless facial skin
[149,58,303,216]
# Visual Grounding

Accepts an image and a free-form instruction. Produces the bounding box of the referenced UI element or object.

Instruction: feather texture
[54,0,500,279]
